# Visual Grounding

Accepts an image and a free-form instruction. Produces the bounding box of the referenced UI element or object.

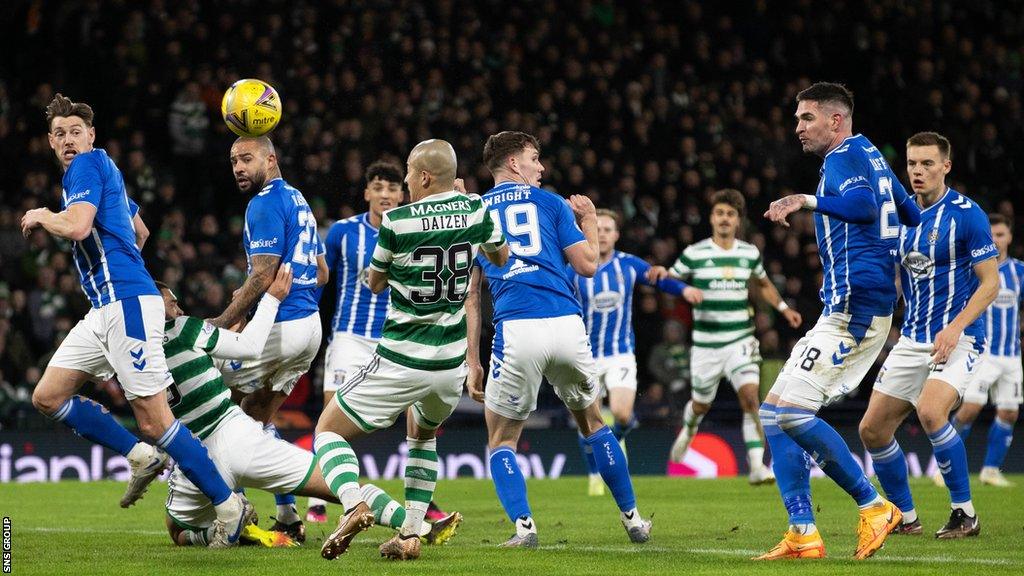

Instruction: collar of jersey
[361,212,379,231]
[406,190,459,206]
[823,133,862,159]
[919,187,953,214]
[492,181,529,191]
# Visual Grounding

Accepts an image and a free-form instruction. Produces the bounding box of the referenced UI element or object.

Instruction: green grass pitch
[4,476,1022,575]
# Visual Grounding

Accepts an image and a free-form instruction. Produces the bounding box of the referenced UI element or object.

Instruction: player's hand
[454,178,467,194]
[646,265,669,283]
[683,286,703,304]
[781,307,802,328]
[20,208,49,238]
[465,363,485,403]
[764,194,806,228]
[931,325,962,365]
[568,194,596,220]
[267,263,293,301]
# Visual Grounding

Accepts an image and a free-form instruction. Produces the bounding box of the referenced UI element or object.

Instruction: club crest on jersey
[927,229,939,245]
[593,290,623,312]
[902,251,934,279]
[995,288,1017,309]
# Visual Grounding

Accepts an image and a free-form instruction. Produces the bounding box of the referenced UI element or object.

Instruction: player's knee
[165,517,184,546]
[996,409,1019,424]
[775,410,814,433]
[915,405,948,433]
[691,401,711,416]
[858,419,886,447]
[31,387,67,416]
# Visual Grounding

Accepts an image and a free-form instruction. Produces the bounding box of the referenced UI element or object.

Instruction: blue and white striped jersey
[898,188,997,345]
[814,134,905,317]
[243,178,325,322]
[61,149,158,308]
[985,257,1024,357]
[324,212,390,340]
[477,182,586,322]
[568,251,686,358]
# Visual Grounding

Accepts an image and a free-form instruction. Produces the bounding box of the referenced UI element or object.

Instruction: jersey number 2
[878,177,899,239]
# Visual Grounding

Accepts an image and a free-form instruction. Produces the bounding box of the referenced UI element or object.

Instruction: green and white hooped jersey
[369,191,504,371]
[671,238,766,348]
[163,316,238,439]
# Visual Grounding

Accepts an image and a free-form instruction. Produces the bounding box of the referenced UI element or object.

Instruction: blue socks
[578,433,599,474]
[983,417,1014,469]
[951,415,972,440]
[157,420,232,506]
[777,406,878,506]
[611,416,637,442]
[489,448,531,522]
[761,403,814,524]
[869,440,915,517]
[929,423,971,504]
[53,396,139,456]
[264,423,296,508]
[584,426,637,512]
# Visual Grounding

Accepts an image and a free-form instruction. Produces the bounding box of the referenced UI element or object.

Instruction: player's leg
[606,355,640,446]
[549,315,650,543]
[918,378,980,537]
[484,318,544,548]
[979,362,1021,487]
[34,314,146,462]
[670,346,721,462]
[736,382,773,484]
[578,361,606,496]
[314,399,374,559]
[858,390,918,533]
[309,334,349,522]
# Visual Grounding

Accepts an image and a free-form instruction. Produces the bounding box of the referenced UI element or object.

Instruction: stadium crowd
[0,0,1021,428]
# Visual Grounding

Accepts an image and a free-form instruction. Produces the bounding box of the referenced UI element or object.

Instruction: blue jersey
[569,251,686,358]
[61,149,157,308]
[815,134,905,317]
[243,178,324,322]
[477,182,586,322]
[984,257,1024,357]
[898,188,997,346]
[324,212,389,340]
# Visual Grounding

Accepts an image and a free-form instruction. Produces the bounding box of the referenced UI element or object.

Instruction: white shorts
[485,315,599,420]
[595,354,638,392]
[48,295,172,401]
[165,409,314,530]
[769,312,892,410]
[874,336,982,407]
[218,313,322,396]
[961,354,1022,409]
[335,354,466,432]
[690,336,761,404]
[323,332,378,393]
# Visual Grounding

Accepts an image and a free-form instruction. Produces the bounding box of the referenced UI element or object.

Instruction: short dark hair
[796,82,854,115]
[365,159,403,185]
[710,189,746,217]
[990,213,1013,229]
[45,93,95,130]
[906,131,952,160]
[154,281,172,293]
[482,131,540,174]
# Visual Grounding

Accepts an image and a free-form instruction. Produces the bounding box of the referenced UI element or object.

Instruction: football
[220,78,282,137]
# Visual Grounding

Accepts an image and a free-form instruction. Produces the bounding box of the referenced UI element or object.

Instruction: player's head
[45,94,96,170]
[906,131,952,197]
[155,281,184,320]
[405,139,457,201]
[794,82,854,157]
[709,188,744,240]
[483,131,544,187]
[596,208,621,257]
[989,213,1012,258]
[364,159,404,218]
[230,136,278,194]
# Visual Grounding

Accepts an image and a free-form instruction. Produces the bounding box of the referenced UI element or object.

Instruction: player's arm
[208,265,292,358]
[464,267,485,402]
[563,195,599,277]
[21,203,97,241]
[132,212,150,249]
[932,214,999,363]
[665,251,703,304]
[479,208,509,267]
[316,253,329,287]
[367,217,395,294]
[210,254,280,328]
[751,276,802,328]
[890,178,921,226]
